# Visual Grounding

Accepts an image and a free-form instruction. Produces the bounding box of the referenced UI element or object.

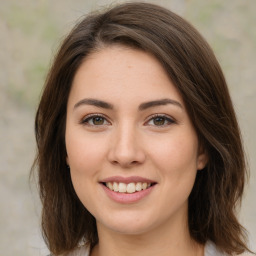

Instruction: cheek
[148,130,199,204]
[149,132,199,173]
[66,129,107,174]
[66,133,104,208]
[65,130,109,209]
[149,134,199,213]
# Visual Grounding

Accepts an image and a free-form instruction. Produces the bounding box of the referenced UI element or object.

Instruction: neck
[90,213,204,256]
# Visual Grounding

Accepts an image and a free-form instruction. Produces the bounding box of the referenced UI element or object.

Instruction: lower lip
[101,184,155,204]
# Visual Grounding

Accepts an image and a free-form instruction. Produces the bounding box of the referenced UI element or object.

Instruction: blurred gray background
[0,0,255,255]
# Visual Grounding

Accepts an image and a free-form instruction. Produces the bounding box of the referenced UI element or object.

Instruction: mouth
[100,176,157,203]
[102,181,156,194]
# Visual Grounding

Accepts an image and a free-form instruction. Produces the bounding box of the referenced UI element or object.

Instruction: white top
[204,241,225,256]
[67,240,226,256]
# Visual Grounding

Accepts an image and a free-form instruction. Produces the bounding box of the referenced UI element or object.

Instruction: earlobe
[66,155,70,166]
[197,152,208,170]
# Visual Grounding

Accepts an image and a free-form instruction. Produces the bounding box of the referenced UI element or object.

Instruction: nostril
[107,140,146,166]
[111,160,119,165]
[110,159,140,167]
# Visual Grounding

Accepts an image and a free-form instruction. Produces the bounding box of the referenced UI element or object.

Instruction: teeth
[142,182,147,190]
[119,183,126,193]
[106,182,113,190]
[113,182,119,192]
[105,182,152,193]
[127,183,136,193]
[135,182,142,191]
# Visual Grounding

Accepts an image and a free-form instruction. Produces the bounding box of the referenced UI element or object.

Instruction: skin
[65,45,208,256]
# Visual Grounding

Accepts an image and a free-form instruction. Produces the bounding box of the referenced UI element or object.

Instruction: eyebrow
[74,98,114,110]
[73,98,183,111]
[138,98,183,110]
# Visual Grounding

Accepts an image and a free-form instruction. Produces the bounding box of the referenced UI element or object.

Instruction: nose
[107,124,146,168]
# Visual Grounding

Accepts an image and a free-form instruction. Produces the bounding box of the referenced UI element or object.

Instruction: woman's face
[65,46,207,236]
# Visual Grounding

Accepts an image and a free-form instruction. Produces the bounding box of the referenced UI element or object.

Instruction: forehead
[69,45,184,107]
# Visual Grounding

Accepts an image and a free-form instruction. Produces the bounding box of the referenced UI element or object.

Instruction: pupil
[154,117,165,125]
[93,117,104,125]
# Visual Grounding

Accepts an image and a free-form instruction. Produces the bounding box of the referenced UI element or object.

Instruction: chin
[97,211,159,235]
[106,223,152,235]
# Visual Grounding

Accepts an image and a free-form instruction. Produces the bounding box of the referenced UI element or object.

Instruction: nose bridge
[108,120,145,167]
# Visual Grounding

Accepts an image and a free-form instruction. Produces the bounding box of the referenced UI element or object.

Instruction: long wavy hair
[33,2,250,255]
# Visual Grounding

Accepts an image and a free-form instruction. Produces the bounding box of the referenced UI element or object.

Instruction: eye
[146,114,175,127]
[81,114,110,126]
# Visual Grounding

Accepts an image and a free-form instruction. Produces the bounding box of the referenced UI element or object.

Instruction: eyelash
[80,114,110,126]
[80,114,176,127]
[145,114,176,127]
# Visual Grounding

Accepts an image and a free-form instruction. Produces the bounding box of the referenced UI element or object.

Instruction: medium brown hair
[33,2,250,255]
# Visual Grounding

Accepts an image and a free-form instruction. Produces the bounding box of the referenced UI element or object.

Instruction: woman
[33,2,252,256]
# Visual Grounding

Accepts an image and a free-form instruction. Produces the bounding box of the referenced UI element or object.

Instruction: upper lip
[100,176,157,184]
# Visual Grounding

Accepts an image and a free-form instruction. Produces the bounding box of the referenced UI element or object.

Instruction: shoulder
[204,241,254,256]
[204,241,226,256]
[47,245,90,256]
[66,245,90,256]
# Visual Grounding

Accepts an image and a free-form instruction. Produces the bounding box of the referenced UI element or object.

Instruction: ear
[197,145,208,170]
[66,155,70,166]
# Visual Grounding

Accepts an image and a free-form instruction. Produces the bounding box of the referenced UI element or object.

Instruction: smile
[100,176,157,203]
[104,182,153,193]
